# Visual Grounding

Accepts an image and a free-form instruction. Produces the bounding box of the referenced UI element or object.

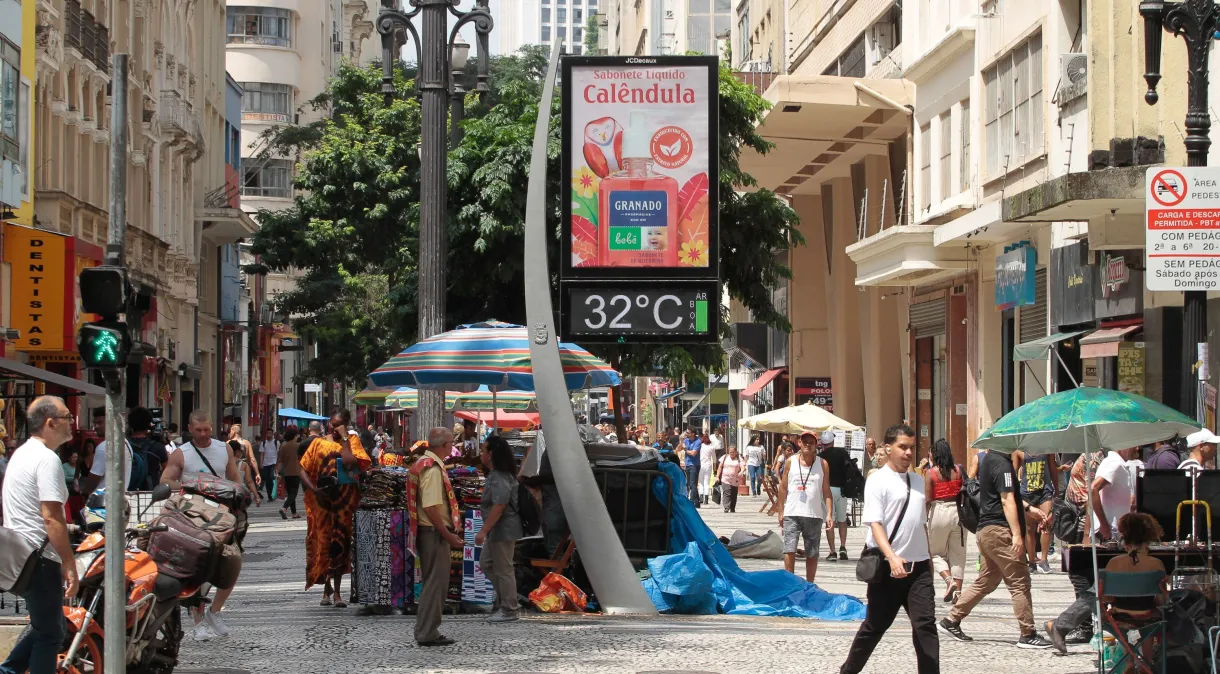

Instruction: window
[226,7,293,47]
[240,82,293,122]
[983,32,1043,176]
[823,36,865,77]
[572,45,582,54]
[542,7,551,21]
[939,113,951,201]
[242,159,293,198]
[688,0,710,11]
[960,100,970,193]
[575,8,583,22]
[573,27,583,41]
[558,26,567,40]
[0,39,17,161]
[736,6,750,62]
[558,7,567,22]
[919,123,931,212]
[542,25,551,41]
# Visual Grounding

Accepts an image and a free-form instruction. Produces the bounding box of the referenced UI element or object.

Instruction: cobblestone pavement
[178,494,1097,673]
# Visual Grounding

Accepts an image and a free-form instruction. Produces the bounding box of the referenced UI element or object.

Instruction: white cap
[820,431,836,445]
[1186,429,1220,448]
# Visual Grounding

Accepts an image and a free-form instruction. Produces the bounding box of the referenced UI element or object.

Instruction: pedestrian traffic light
[79,266,128,316]
[78,320,130,369]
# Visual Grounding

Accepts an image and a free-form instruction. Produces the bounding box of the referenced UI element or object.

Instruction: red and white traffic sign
[1146,166,1220,291]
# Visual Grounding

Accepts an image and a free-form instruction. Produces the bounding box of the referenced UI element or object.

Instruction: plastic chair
[1098,570,1168,674]
[1209,625,1220,674]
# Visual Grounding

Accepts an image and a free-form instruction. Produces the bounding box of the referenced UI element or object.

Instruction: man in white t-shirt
[841,423,936,674]
[258,430,279,503]
[744,439,765,496]
[80,408,132,496]
[1091,447,1138,541]
[0,396,79,674]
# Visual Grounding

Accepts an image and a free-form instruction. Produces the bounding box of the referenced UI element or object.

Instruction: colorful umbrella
[385,387,419,409]
[447,385,537,411]
[353,386,395,406]
[972,387,1199,455]
[368,323,620,392]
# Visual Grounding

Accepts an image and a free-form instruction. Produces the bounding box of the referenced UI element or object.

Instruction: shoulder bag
[855,472,912,584]
[0,528,49,594]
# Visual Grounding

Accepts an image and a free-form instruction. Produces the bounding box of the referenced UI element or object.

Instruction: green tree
[248,53,799,386]
[585,15,599,52]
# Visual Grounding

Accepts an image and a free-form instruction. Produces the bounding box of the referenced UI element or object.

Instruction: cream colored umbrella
[737,401,862,434]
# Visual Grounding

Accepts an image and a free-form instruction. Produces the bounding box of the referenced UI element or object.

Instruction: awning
[1079,325,1143,359]
[655,388,686,401]
[741,368,786,398]
[1013,330,1088,362]
[0,357,105,395]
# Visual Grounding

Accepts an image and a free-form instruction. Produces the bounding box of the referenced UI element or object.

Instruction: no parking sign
[1146,166,1220,291]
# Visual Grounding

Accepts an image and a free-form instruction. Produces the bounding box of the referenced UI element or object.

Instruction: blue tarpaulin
[645,461,867,620]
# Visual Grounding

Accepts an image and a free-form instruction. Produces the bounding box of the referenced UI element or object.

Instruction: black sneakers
[1063,626,1093,645]
[1017,633,1053,649]
[838,547,848,561]
[938,618,973,642]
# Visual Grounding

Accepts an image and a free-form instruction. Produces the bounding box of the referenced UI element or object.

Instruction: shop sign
[794,377,832,411]
[4,225,67,351]
[559,55,720,344]
[1117,342,1146,396]
[1095,251,1144,320]
[995,243,1037,309]
[1051,241,1096,327]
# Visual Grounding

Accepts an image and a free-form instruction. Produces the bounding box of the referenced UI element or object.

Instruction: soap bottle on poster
[597,112,679,267]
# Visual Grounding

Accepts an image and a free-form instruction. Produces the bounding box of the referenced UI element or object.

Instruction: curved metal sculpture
[522,43,657,615]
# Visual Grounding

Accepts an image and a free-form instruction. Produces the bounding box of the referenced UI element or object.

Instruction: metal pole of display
[103,52,131,674]
[522,42,656,614]
[1140,0,1220,422]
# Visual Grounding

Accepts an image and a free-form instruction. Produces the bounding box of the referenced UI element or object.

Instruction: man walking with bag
[840,423,937,674]
[0,396,79,674]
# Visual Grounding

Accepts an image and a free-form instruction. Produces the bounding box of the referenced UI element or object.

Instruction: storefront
[1078,250,1144,391]
[996,242,1042,414]
[907,279,971,464]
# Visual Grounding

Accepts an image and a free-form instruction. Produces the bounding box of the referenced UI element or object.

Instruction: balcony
[159,90,190,137]
[846,225,971,287]
[65,0,81,52]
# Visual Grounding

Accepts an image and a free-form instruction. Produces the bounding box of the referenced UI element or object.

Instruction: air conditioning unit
[1058,52,1088,105]
[332,39,343,53]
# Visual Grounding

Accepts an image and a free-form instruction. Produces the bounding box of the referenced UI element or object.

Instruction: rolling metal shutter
[910,298,947,338]
[1019,268,1048,344]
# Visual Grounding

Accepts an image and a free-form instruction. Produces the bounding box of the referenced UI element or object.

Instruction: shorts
[783,516,823,558]
[829,487,848,523]
[1022,490,1052,508]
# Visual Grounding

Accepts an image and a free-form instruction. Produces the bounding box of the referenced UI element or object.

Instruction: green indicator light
[695,300,708,333]
[89,331,119,365]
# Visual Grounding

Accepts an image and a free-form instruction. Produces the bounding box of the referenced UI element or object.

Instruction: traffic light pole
[102,53,129,674]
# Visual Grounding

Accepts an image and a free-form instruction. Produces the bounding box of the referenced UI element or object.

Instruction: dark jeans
[1052,566,1096,635]
[685,465,701,507]
[260,465,277,500]
[722,483,739,512]
[0,557,66,674]
[282,476,301,515]
[841,559,939,674]
[748,465,763,495]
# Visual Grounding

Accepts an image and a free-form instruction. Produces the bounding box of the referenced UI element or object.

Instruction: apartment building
[29,0,245,428]
[605,0,729,56]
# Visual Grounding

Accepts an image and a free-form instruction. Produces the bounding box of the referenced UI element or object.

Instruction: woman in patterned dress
[300,409,370,607]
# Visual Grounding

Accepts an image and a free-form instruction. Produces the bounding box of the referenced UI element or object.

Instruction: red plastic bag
[528,572,589,613]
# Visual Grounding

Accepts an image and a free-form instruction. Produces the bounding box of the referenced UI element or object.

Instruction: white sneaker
[193,621,217,642]
[204,609,231,637]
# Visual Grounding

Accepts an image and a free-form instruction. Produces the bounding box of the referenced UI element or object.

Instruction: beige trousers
[927,499,966,580]
[480,540,518,616]
[947,525,1035,634]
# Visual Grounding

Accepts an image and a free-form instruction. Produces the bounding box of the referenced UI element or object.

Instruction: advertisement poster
[563,56,718,273]
[1117,342,1145,396]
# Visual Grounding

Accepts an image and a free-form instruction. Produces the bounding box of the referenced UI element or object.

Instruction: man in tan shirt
[414,427,465,646]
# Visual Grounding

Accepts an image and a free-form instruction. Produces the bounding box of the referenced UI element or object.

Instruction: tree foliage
[248,51,799,385]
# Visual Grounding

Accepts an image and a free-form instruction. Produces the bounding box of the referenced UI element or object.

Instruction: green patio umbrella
[972,387,1200,455]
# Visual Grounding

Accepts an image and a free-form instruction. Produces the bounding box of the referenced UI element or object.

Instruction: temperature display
[562,282,719,343]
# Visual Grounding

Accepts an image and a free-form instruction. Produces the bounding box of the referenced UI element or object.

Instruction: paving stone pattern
[177,495,1097,673]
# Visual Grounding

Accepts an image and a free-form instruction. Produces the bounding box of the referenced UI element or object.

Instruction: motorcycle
[58,483,213,674]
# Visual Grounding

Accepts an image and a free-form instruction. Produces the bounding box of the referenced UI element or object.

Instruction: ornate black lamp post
[377,0,491,428]
[1140,0,1220,419]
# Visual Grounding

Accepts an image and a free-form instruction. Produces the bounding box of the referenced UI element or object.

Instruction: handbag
[0,527,49,595]
[855,473,912,583]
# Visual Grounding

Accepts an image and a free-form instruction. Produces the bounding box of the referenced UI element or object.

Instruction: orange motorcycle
[59,484,209,674]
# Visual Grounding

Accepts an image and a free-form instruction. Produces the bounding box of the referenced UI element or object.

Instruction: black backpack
[958,478,982,533]
[842,458,866,500]
[516,481,542,536]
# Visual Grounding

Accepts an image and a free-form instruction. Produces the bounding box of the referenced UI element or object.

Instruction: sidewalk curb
[0,618,27,657]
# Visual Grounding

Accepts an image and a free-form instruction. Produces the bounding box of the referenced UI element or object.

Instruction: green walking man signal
[77,266,132,372]
[78,321,130,370]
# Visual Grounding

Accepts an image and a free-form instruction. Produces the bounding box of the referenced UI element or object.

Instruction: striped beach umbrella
[385,387,419,409]
[353,386,395,406]
[368,322,620,392]
[447,385,537,411]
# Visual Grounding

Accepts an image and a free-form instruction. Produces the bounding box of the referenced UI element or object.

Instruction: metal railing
[225,34,291,48]
[65,0,81,50]
[204,182,241,209]
[159,90,188,136]
[81,10,96,64]
[94,25,109,73]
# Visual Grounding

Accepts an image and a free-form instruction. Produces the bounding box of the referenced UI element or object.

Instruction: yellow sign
[4,225,67,351]
[1117,342,1145,397]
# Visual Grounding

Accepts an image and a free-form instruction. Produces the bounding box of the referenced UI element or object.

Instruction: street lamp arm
[377,8,424,102]
[447,0,494,98]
